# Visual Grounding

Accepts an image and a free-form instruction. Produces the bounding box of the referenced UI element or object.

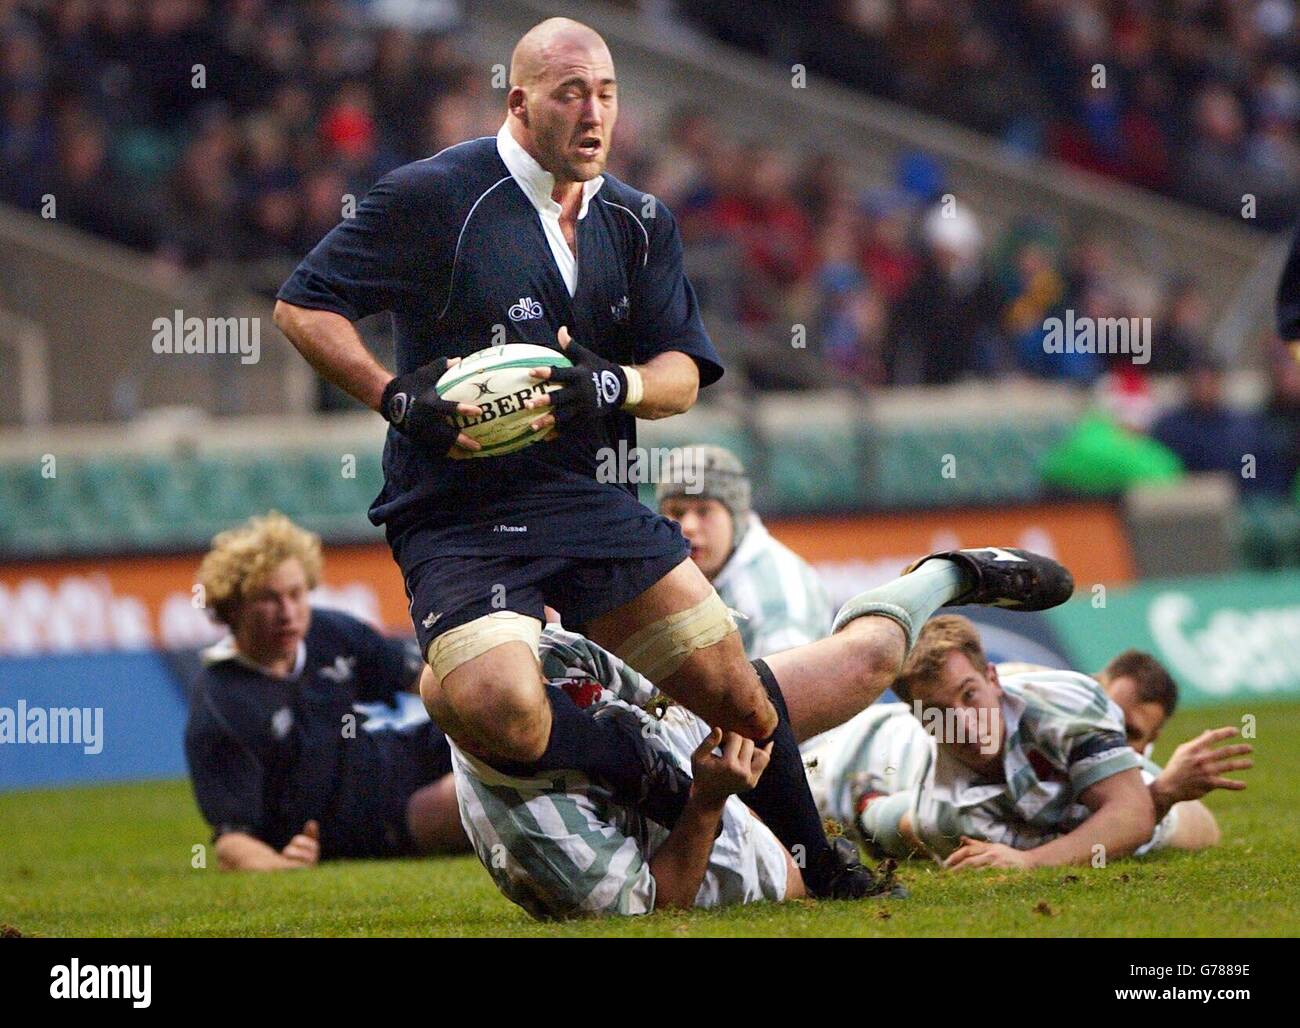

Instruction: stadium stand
[684,0,1300,228]
[0,0,1281,404]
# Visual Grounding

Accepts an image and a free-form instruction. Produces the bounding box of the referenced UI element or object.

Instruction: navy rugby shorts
[393,536,691,656]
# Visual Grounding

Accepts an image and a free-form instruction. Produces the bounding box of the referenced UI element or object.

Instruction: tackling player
[184,513,468,870]
[273,16,922,897]
[805,615,1252,869]
[449,547,1074,917]
[656,444,833,657]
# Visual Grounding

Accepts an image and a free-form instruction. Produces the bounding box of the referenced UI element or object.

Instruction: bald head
[509,17,610,88]
[506,18,617,186]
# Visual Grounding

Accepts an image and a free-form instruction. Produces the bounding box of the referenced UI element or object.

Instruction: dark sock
[739,660,838,895]
[485,686,654,802]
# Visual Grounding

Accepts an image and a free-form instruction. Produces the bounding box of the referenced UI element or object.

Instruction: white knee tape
[426,611,542,683]
[614,591,737,684]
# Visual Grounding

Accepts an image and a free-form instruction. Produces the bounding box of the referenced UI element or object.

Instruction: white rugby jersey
[805,669,1176,860]
[713,514,833,658]
[450,626,787,919]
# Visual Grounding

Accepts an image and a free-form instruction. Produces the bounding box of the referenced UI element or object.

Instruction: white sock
[831,559,971,648]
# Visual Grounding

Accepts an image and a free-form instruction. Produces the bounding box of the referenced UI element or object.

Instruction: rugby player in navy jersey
[272,17,1067,898]
[185,514,468,870]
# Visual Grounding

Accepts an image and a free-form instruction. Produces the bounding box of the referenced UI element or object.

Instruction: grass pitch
[2,700,1297,937]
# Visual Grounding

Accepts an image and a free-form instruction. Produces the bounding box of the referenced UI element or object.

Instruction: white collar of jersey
[712,513,766,589]
[998,686,1027,748]
[496,121,604,221]
[202,635,308,678]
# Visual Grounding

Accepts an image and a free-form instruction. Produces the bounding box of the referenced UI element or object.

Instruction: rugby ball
[435,343,572,457]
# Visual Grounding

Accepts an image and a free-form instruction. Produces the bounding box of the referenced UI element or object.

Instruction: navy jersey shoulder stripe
[438,175,514,319]
[416,135,493,164]
[597,196,650,267]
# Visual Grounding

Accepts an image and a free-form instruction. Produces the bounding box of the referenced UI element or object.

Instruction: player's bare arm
[948,768,1156,871]
[648,728,772,909]
[618,351,700,419]
[272,302,392,412]
[215,832,296,871]
[272,301,483,455]
[525,326,700,432]
[524,326,700,439]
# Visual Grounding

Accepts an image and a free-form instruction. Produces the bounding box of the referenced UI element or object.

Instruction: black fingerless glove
[381,358,462,454]
[545,337,630,425]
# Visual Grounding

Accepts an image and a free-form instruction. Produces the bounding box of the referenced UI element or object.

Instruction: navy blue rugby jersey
[183,608,441,858]
[277,128,722,558]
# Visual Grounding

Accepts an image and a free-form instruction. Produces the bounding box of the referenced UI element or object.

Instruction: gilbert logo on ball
[436,343,572,457]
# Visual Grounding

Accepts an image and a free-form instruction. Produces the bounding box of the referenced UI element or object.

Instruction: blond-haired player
[185,512,467,870]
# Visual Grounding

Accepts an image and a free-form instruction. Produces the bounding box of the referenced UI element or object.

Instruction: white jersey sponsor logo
[508,297,544,322]
[271,706,293,739]
[318,655,356,683]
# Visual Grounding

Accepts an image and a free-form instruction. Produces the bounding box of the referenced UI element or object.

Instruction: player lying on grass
[1003,647,1184,762]
[1000,648,1247,850]
[184,513,469,870]
[450,547,1073,918]
[1090,648,1179,758]
[804,614,1253,870]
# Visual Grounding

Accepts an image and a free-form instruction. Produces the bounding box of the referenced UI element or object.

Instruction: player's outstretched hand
[945,836,1032,871]
[525,326,628,436]
[382,357,484,458]
[1155,726,1253,805]
[689,727,772,807]
[281,820,321,867]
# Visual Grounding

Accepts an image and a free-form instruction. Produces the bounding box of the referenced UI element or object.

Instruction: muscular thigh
[424,639,547,756]
[586,558,773,737]
[583,555,710,646]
